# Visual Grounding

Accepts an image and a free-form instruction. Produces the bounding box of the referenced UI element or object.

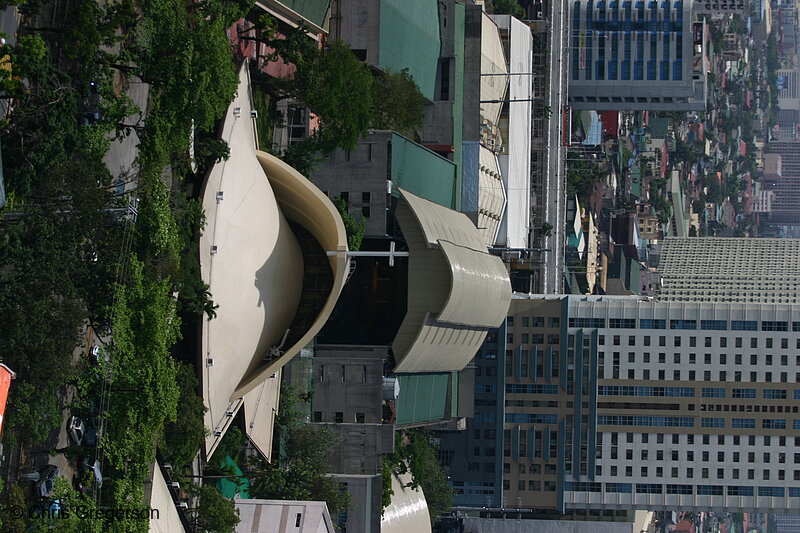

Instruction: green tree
[247,384,349,515]
[249,424,349,514]
[491,0,525,18]
[384,429,453,524]
[193,485,240,533]
[103,254,181,478]
[248,19,425,153]
[293,40,374,152]
[280,138,324,177]
[370,68,426,136]
[333,197,365,251]
[160,363,208,470]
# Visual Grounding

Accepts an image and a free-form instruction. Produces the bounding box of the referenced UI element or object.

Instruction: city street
[541,0,569,293]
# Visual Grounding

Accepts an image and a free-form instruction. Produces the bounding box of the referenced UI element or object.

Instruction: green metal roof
[390,133,456,208]
[395,373,451,425]
[379,0,441,100]
[280,0,330,27]
[629,166,642,198]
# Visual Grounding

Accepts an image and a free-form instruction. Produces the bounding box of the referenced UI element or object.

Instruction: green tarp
[216,456,250,499]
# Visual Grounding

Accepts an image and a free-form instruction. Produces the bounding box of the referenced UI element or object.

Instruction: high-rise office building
[568,0,708,111]
[656,237,800,304]
[766,142,800,224]
[437,295,800,514]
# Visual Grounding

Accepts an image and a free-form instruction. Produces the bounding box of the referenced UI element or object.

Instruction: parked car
[80,81,101,126]
[35,465,60,499]
[67,416,99,447]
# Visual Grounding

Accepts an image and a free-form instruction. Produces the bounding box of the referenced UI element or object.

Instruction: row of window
[700,418,789,429]
[703,403,799,415]
[312,411,366,423]
[578,318,800,332]
[600,333,797,349]
[597,415,694,427]
[599,464,800,482]
[605,448,795,465]
[506,384,559,394]
[507,316,560,328]
[565,484,797,498]
[606,432,797,447]
[602,367,800,383]
[507,333,561,345]
[598,385,694,397]
[606,350,798,364]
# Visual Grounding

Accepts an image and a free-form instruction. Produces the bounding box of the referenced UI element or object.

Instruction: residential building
[568,1,708,111]
[657,237,800,304]
[752,189,775,213]
[694,0,748,16]
[637,213,661,240]
[438,295,800,514]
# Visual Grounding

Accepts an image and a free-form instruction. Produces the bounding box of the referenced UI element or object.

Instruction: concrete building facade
[438,295,800,515]
[656,237,800,304]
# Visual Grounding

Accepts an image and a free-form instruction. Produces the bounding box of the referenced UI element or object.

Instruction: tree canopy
[246,385,349,515]
[248,19,426,152]
[383,429,453,524]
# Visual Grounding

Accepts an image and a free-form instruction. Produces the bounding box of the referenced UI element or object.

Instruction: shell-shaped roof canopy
[392,189,511,373]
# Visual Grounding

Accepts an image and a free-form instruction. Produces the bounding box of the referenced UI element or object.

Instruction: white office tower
[498,295,800,513]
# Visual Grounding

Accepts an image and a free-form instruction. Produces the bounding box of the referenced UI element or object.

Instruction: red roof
[0,364,15,437]
[601,111,619,137]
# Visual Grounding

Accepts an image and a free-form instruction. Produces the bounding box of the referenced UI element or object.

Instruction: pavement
[102,80,150,191]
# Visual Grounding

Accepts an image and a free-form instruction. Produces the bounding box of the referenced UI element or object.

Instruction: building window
[355,412,365,423]
[335,412,344,423]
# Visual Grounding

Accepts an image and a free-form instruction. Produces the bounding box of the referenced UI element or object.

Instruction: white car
[67,416,86,446]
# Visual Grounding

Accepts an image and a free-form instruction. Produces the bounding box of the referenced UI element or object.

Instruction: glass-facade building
[568,0,707,110]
